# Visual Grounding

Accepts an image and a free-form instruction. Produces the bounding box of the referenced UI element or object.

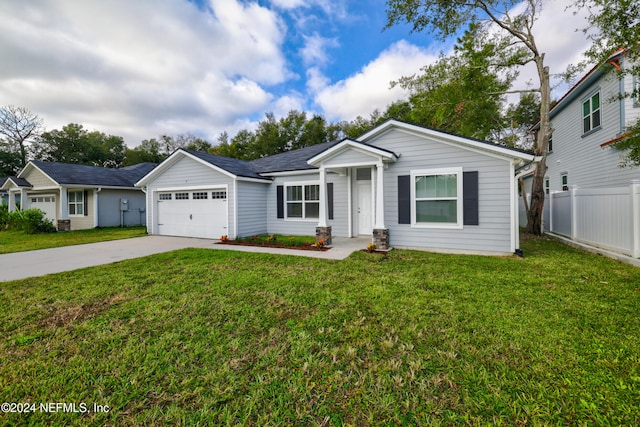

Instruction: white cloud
[0,0,289,145]
[310,40,439,121]
[300,33,339,67]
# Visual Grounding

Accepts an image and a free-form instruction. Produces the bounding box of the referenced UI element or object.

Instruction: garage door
[30,195,57,222]
[157,189,227,239]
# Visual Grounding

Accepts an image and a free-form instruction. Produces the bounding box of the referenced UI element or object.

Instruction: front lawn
[0,226,147,254]
[1,235,639,425]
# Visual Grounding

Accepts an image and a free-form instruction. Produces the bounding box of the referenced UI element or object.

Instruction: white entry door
[357,181,372,235]
[157,189,228,239]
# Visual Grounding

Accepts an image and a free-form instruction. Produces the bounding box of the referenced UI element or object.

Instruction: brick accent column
[57,219,71,232]
[315,226,332,246]
[372,228,390,250]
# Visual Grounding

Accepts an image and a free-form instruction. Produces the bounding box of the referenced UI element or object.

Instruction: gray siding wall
[266,172,349,236]
[143,156,236,236]
[98,189,146,227]
[372,129,514,253]
[546,71,640,191]
[322,148,379,167]
[237,181,268,237]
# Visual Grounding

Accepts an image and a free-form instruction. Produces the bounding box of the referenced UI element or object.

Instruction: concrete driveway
[0,236,215,282]
[0,236,368,282]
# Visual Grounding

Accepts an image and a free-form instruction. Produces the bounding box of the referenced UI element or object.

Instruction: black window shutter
[84,190,88,216]
[327,182,334,220]
[276,185,284,219]
[398,175,411,224]
[463,171,479,225]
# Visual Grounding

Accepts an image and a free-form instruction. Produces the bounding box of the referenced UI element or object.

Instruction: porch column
[372,160,390,250]
[20,188,29,210]
[374,161,385,228]
[58,186,70,231]
[8,191,16,212]
[318,166,327,227]
[316,166,332,246]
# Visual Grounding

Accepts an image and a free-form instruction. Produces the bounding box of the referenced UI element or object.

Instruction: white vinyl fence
[519,180,640,258]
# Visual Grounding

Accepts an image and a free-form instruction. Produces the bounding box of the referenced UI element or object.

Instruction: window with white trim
[286,183,319,219]
[211,191,227,199]
[68,191,84,216]
[561,173,569,191]
[158,193,172,200]
[582,91,601,134]
[411,168,462,227]
[175,192,189,200]
[545,177,550,195]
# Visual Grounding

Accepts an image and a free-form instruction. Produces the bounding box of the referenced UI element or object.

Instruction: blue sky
[0,0,589,147]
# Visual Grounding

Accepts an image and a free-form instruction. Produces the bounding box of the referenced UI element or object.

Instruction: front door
[357,180,372,235]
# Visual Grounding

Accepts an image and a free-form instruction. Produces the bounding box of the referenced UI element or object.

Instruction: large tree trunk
[525,62,551,235]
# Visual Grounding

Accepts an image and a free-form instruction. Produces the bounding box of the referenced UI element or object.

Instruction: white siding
[371,128,514,253]
[546,71,640,191]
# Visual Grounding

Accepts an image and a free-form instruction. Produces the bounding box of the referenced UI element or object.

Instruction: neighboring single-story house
[2,161,156,230]
[136,120,538,255]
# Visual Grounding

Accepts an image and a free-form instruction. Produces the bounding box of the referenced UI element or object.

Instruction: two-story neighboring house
[541,50,640,192]
[524,49,640,258]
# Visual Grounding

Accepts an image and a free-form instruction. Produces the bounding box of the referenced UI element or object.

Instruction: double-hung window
[286,183,319,220]
[411,168,463,228]
[68,191,84,216]
[582,91,601,134]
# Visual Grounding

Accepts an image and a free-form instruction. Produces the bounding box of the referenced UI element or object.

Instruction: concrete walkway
[1,236,369,282]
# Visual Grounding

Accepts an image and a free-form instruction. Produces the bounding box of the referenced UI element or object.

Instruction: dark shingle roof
[6,176,32,187]
[182,149,269,180]
[250,140,342,174]
[30,161,157,187]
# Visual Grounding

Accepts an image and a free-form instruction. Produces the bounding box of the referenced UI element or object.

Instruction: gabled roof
[250,140,342,173]
[359,119,536,161]
[182,149,266,180]
[22,161,156,188]
[1,176,32,190]
[307,138,398,167]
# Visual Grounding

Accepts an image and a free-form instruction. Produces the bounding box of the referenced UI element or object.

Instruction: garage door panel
[157,190,227,239]
[30,195,57,222]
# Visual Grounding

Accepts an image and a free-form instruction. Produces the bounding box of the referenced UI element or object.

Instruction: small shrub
[0,205,9,229]
[220,235,229,242]
[366,243,377,253]
[9,208,56,234]
[315,239,325,249]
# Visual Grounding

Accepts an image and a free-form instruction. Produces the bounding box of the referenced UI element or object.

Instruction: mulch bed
[216,241,330,251]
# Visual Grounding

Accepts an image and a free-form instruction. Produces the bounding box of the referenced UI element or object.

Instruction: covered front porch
[308,139,398,250]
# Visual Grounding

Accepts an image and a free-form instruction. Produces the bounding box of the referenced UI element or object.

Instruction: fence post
[571,185,578,240]
[549,191,554,233]
[632,180,640,258]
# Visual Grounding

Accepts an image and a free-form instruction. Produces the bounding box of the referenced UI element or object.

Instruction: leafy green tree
[0,140,23,176]
[386,0,553,235]
[123,138,166,166]
[502,92,542,149]
[394,24,514,141]
[32,123,126,167]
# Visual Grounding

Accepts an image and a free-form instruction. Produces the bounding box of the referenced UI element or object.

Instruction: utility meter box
[120,199,128,211]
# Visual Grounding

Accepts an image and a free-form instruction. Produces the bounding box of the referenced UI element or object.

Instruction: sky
[0,0,592,148]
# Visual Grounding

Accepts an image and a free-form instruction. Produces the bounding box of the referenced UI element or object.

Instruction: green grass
[1,234,639,425]
[0,227,147,254]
